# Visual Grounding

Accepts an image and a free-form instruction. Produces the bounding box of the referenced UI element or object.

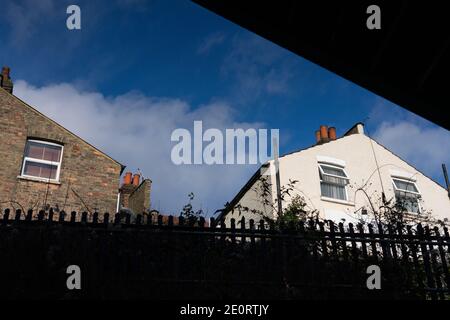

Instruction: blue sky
[1,0,449,215]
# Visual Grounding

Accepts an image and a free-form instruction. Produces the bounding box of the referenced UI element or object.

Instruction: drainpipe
[116,192,121,213]
[443,164,450,199]
[273,137,282,217]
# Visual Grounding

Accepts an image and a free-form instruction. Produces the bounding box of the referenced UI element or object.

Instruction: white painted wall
[225,128,450,226]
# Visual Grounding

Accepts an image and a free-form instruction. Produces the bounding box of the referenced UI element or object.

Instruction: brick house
[0,67,151,215]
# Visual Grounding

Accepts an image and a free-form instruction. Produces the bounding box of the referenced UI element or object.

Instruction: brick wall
[128,179,151,214]
[0,88,123,214]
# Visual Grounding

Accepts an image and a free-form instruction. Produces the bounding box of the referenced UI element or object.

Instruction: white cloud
[373,121,450,178]
[14,80,262,215]
[4,0,57,46]
[221,33,297,104]
[197,32,226,55]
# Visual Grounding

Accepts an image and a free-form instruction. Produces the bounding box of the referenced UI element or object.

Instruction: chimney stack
[119,172,135,209]
[119,172,144,211]
[1,66,13,94]
[316,125,337,144]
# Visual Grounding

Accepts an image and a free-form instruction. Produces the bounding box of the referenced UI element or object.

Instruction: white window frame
[20,139,64,183]
[391,177,421,213]
[318,163,350,202]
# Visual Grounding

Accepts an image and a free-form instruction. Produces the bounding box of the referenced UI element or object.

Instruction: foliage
[351,182,441,229]
[230,175,446,231]
[230,178,320,230]
[180,192,204,221]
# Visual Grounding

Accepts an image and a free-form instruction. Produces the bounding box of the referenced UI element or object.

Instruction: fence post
[357,224,368,259]
[230,218,236,245]
[259,220,266,248]
[348,223,359,273]
[249,219,256,246]
[70,211,77,223]
[406,225,424,298]
[258,219,264,231]
[319,221,328,261]
[309,219,318,262]
[417,224,437,300]
[167,215,173,227]
[387,224,399,260]
[38,210,45,221]
[199,217,206,228]
[14,209,22,222]
[388,223,401,297]
[444,226,449,254]
[377,223,390,259]
[329,221,338,257]
[59,210,66,222]
[220,219,226,243]
[368,224,378,262]
[26,209,33,221]
[269,220,275,232]
[145,213,151,225]
[424,225,445,299]
[114,213,120,225]
[348,223,358,256]
[48,208,54,223]
[338,223,349,262]
[434,227,450,289]
[434,226,450,291]
[2,208,10,225]
[103,212,110,225]
[240,217,246,243]
[93,211,99,224]
[136,214,142,225]
[81,211,88,224]
[397,222,412,292]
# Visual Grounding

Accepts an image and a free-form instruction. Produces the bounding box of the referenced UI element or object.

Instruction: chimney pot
[123,172,132,185]
[132,173,141,186]
[328,127,337,140]
[319,125,329,142]
[315,130,321,143]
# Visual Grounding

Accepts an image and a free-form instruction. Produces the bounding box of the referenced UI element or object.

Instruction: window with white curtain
[319,163,349,201]
[21,139,63,182]
[392,178,421,213]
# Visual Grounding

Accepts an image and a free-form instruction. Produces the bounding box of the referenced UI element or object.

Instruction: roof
[0,87,126,174]
[218,122,448,220]
[192,1,449,130]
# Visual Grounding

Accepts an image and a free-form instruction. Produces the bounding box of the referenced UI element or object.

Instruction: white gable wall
[225,131,450,225]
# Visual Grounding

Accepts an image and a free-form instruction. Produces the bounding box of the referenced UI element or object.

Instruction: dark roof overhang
[193,1,450,130]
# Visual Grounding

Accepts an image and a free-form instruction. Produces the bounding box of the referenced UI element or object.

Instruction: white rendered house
[219,123,450,226]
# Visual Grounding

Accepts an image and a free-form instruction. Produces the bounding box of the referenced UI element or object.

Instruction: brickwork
[0,87,123,214]
[128,179,152,214]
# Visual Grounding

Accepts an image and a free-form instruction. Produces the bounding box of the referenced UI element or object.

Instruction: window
[21,140,63,181]
[392,178,421,213]
[319,164,349,201]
